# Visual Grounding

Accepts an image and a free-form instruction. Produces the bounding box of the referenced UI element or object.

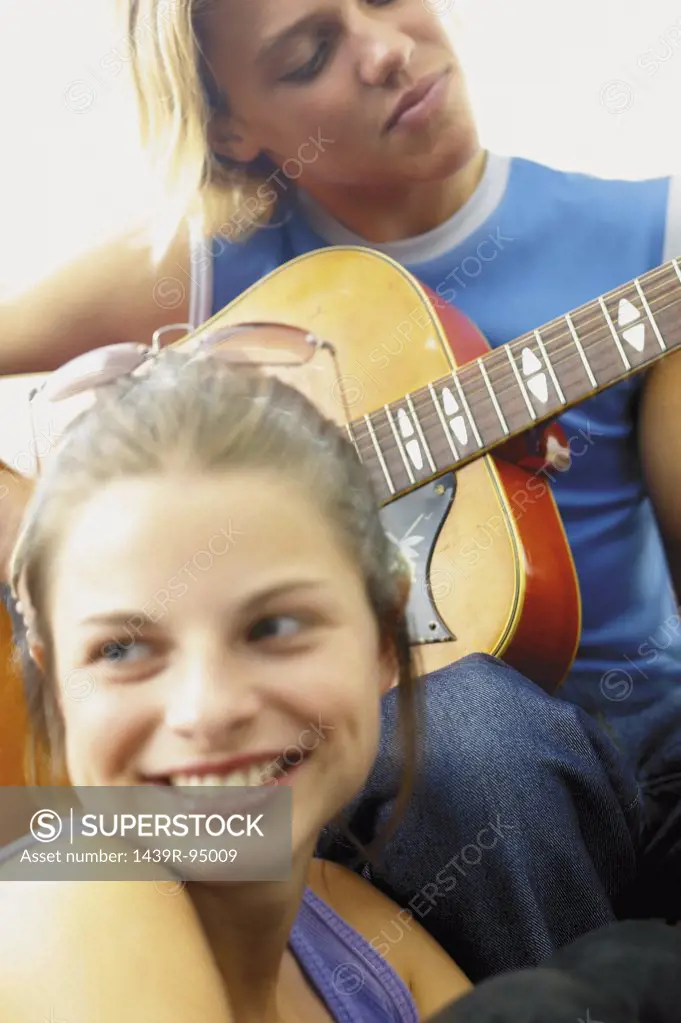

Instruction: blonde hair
[10,354,419,860]
[120,2,465,259]
[122,0,274,258]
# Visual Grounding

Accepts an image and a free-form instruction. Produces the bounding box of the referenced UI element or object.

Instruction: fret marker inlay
[397,408,415,438]
[450,417,468,447]
[527,374,549,404]
[440,386,468,447]
[521,348,542,375]
[617,298,646,352]
[397,407,424,471]
[520,346,548,405]
[618,299,639,326]
[622,324,646,352]
[442,387,458,416]
[429,383,459,461]
[405,440,423,470]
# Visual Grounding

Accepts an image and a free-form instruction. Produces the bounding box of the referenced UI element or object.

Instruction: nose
[164,651,261,743]
[352,14,415,87]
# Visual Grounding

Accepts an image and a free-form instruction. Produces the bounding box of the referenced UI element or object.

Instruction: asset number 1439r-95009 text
[133,848,239,864]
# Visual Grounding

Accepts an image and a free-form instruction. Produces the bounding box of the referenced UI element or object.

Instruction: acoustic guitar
[173,245,681,693]
[1,246,680,784]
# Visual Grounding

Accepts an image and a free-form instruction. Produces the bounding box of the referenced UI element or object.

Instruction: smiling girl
[0,345,470,1021]
[1,0,678,983]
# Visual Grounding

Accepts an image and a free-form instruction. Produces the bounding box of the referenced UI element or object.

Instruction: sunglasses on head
[28,320,348,473]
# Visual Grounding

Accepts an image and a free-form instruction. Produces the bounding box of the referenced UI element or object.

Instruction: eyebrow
[77,581,330,629]
[258,13,325,62]
[78,611,160,629]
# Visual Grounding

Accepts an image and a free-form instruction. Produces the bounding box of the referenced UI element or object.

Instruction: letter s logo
[29,809,63,843]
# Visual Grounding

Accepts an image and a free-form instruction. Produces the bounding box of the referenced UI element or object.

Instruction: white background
[0,0,679,297]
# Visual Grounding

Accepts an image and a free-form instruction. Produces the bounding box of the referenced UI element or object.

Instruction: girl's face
[203,0,478,191]
[44,471,395,852]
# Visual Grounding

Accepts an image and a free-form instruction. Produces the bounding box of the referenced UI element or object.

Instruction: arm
[638,349,681,600]
[308,859,471,1017]
[0,221,193,580]
[0,877,234,1022]
[0,220,191,376]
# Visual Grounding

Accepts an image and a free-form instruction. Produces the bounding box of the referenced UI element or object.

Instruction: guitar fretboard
[346,257,681,503]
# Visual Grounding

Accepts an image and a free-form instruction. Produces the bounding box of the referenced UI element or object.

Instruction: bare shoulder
[307,858,471,1016]
[307,855,410,929]
[0,869,232,1022]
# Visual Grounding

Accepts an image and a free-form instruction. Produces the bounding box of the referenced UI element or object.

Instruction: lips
[142,748,312,789]
[385,70,449,132]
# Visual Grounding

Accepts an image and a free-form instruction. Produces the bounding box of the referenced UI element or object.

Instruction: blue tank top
[0,827,418,1022]
[188,152,681,723]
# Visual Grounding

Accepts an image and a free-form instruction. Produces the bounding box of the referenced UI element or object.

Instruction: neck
[186,843,315,1023]
[300,146,487,243]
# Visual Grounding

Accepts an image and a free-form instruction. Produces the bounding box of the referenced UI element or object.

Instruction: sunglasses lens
[40,343,148,403]
[30,343,148,474]
[193,323,351,431]
[193,324,315,366]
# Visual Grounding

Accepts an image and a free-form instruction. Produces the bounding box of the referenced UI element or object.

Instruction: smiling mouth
[145,752,311,789]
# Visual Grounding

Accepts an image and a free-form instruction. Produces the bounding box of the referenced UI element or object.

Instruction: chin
[391,107,481,182]
[397,138,480,186]
[431,136,481,179]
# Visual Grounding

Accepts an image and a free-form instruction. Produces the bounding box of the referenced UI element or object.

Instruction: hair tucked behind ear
[11,351,421,862]
[120,0,278,259]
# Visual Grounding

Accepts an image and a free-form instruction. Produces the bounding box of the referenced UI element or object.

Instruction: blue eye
[100,639,150,663]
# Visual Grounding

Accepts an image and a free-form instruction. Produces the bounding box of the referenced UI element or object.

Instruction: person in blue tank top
[0,0,680,985]
[0,350,470,1021]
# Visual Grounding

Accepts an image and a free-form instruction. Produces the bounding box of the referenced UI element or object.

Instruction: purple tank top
[290,887,419,1022]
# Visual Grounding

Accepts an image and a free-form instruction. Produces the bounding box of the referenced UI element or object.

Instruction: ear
[207,110,262,165]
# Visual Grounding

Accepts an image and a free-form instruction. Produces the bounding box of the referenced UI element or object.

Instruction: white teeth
[169,762,279,789]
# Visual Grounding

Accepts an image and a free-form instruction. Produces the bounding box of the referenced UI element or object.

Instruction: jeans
[317,653,674,983]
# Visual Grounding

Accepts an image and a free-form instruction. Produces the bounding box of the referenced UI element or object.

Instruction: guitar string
[347,290,681,476]
[359,259,681,434]
[479,258,681,393]
[347,280,681,464]
[348,283,681,476]
[346,270,681,468]
[441,280,681,416]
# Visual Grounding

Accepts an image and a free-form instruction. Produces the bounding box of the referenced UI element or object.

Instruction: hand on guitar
[0,464,33,584]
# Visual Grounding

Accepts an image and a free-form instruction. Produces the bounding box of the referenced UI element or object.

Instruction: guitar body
[0,588,27,784]
[183,247,581,691]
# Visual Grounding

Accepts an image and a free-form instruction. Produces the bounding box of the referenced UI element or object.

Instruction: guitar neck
[348,256,681,503]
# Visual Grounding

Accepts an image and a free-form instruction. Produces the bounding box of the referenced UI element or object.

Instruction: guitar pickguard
[379,474,456,644]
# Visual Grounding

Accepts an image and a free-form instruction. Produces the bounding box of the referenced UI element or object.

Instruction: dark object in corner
[428,919,681,1022]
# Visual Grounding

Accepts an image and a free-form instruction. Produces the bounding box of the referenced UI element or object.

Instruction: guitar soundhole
[378,474,456,645]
